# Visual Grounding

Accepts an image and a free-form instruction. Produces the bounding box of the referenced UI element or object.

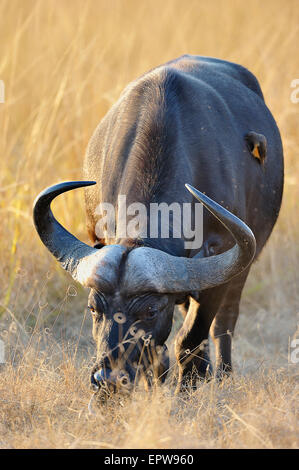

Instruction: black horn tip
[32,181,98,278]
[185,182,256,264]
[185,183,218,211]
[185,183,207,204]
[33,181,96,210]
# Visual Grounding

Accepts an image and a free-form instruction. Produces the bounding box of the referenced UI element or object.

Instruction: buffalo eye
[146,307,158,320]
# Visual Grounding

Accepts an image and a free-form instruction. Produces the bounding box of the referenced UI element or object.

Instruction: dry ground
[0,0,298,449]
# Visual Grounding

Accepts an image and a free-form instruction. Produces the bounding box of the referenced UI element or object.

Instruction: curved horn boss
[33,181,127,287]
[33,181,256,292]
[33,181,98,280]
[123,184,256,294]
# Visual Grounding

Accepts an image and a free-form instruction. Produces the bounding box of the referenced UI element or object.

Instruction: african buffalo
[33,55,283,395]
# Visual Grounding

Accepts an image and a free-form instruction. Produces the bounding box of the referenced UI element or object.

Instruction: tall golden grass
[0,0,298,448]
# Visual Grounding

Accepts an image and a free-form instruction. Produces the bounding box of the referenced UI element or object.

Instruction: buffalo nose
[92,368,131,391]
[93,368,112,385]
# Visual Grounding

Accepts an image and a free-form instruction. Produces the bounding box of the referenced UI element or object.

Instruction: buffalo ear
[245,131,267,165]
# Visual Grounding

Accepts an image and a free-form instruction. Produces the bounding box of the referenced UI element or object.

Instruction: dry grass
[0,0,298,449]
[0,342,298,448]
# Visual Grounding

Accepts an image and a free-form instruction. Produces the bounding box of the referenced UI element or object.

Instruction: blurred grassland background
[0,0,298,448]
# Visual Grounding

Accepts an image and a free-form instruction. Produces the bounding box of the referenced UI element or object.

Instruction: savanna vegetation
[0,0,298,448]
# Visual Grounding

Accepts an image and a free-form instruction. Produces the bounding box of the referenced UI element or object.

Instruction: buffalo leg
[175,283,229,391]
[210,269,249,378]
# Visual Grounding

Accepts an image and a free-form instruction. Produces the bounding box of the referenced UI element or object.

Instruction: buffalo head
[33,181,255,396]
